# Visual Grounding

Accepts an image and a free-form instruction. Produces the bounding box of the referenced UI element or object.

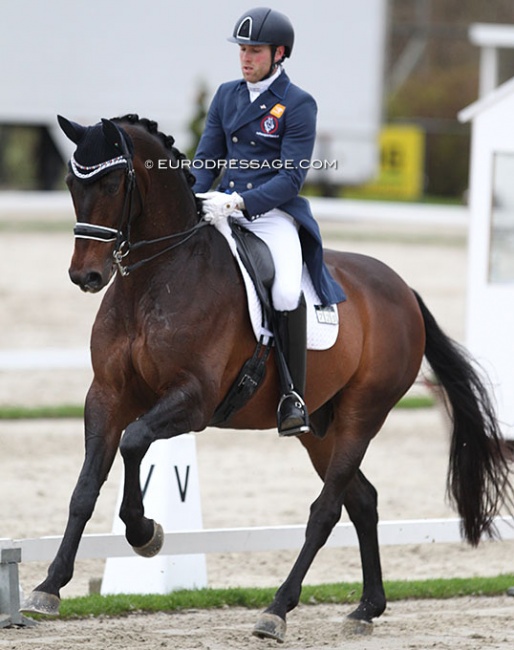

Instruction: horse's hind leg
[342,470,386,633]
[253,421,379,642]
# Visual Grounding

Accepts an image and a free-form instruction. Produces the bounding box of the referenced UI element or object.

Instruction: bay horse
[22,114,513,642]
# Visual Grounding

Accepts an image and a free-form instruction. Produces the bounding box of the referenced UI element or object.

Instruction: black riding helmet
[228,7,294,78]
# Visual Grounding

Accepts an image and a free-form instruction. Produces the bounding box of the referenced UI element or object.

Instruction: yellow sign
[351,125,425,200]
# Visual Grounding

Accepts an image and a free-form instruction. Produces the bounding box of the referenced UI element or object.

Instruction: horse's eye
[101,171,124,196]
[99,176,122,196]
[104,182,121,196]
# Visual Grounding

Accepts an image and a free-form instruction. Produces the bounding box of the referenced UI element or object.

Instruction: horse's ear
[57,115,86,144]
[101,118,123,150]
[102,118,133,158]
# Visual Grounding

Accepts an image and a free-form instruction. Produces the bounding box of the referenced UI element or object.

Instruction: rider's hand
[196,191,244,224]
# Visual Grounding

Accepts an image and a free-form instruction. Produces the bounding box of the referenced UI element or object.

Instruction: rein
[113,221,209,276]
[73,151,207,277]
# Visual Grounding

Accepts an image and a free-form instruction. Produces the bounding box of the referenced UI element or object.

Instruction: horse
[22,113,513,642]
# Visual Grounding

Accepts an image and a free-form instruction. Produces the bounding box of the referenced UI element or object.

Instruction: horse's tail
[413,290,513,546]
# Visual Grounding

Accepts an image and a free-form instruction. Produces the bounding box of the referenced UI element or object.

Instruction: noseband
[72,139,207,277]
[73,222,118,242]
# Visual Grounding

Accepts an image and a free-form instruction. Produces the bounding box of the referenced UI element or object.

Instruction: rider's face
[239,44,284,83]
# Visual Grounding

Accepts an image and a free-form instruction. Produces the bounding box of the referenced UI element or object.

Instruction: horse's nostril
[82,271,104,292]
[69,269,104,292]
[85,271,102,287]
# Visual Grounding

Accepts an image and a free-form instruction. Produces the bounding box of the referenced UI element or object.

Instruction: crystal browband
[70,153,128,180]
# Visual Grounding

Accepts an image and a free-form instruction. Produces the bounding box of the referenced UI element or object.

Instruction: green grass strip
[0,396,434,421]
[30,575,511,620]
[396,394,435,409]
[0,404,84,420]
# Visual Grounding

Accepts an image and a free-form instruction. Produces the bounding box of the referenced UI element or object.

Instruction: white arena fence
[0,191,469,227]
[2,517,514,564]
[1,517,513,626]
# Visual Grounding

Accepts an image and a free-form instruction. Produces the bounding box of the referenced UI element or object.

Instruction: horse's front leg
[118,380,207,555]
[21,384,129,615]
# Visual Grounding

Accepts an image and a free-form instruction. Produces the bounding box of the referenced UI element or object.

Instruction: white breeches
[231,208,303,312]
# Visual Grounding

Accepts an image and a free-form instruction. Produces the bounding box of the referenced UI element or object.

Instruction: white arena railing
[0,192,469,227]
[2,517,514,563]
[2,516,512,626]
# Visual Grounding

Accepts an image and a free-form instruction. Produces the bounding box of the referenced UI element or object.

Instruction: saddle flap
[214,219,339,351]
[229,218,275,326]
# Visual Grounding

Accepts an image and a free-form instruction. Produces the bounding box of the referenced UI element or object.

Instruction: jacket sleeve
[241,94,317,217]
[192,89,227,192]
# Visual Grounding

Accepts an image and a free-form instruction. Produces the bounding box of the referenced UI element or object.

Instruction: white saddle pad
[214,221,339,351]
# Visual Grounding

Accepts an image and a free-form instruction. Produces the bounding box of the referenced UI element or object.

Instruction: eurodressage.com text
[144,158,339,171]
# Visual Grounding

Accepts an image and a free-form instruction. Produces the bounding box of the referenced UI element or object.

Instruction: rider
[193,7,346,436]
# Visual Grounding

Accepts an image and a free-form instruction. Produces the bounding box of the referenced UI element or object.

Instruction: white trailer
[0,0,387,184]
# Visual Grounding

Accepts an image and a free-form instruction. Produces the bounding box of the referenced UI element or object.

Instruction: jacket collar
[232,71,291,132]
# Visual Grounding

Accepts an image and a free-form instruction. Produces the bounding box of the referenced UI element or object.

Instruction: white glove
[196,191,244,224]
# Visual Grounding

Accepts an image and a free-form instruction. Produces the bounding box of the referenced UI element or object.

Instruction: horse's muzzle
[69,268,107,293]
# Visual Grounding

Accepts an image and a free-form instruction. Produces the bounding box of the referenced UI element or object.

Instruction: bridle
[72,130,207,277]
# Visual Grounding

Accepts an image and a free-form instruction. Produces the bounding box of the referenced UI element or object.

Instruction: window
[489,152,514,283]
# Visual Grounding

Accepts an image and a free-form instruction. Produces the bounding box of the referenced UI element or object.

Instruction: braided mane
[113,114,194,185]
[113,113,202,215]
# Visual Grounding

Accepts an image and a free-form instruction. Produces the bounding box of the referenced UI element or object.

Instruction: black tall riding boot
[274,293,309,436]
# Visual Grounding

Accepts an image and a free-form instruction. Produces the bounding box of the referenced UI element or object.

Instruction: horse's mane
[113,113,202,217]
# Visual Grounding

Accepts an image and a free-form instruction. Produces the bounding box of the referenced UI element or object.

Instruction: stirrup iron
[277,390,310,436]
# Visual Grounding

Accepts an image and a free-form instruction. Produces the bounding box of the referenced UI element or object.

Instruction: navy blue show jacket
[192,70,346,306]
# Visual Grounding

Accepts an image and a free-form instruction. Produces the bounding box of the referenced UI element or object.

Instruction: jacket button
[246,182,253,189]
[250,141,256,146]
[229,181,235,188]
[232,136,238,143]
